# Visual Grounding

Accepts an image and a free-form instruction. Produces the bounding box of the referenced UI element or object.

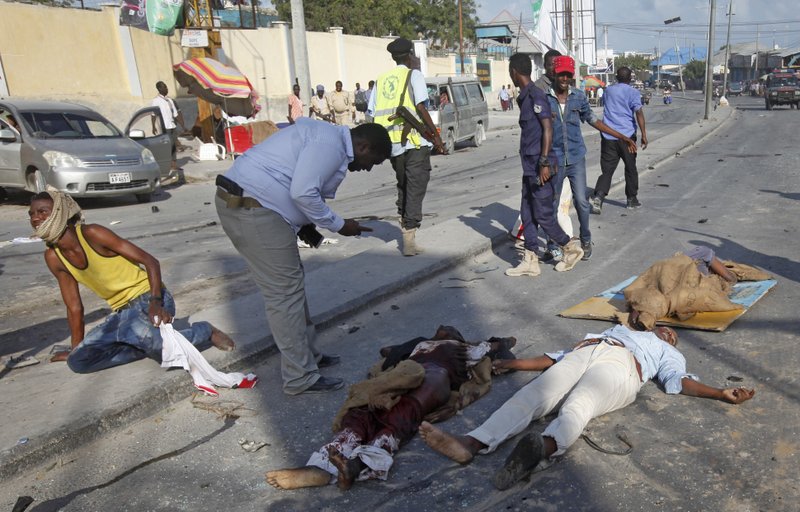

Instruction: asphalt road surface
[2,94,798,511]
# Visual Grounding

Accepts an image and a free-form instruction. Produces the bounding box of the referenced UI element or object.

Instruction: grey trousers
[392,146,432,229]
[215,195,321,394]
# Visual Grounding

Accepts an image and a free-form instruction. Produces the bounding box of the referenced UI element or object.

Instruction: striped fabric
[173,58,253,98]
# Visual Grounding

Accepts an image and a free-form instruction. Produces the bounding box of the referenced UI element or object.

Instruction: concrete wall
[0,1,510,124]
[0,3,129,98]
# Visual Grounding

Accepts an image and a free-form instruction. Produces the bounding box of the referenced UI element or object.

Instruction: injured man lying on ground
[265,326,516,491]
[624,245,771,330]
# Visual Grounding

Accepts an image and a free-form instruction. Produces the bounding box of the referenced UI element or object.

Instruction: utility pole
[752,24,759,81]
[184,0,222,141]
[672,31,686,96]
[603,24,609,86]
[458,0,465,74]
[657,30,662,88]
[290,0,312,108]
[720,0,733,105]
[704,0,716,119]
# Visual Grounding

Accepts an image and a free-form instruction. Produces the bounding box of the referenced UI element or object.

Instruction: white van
[424,77,489,154]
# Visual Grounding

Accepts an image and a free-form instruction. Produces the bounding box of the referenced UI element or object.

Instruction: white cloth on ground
[160,323,246,394]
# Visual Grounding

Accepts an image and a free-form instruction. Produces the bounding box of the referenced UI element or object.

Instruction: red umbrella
[173,57,259,117]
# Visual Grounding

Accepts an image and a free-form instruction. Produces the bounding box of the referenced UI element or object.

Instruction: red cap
[553,56,575,75]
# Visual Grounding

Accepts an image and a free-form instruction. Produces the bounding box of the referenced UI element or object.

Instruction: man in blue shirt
[589,66,648,212]
[215,120,391,395]
[419,324,755,490]
[506,52,584,278]
[544,56,636,262]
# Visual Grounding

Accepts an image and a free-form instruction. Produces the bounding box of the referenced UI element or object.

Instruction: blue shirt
[546,86,598,167]
[223,118,353,233]
[516,82,553,176]
[546,324,697,394]
[601,83,642,140]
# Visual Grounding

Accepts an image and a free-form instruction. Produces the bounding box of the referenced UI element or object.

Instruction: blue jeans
[548,158,591,250]
[67,290,212,374]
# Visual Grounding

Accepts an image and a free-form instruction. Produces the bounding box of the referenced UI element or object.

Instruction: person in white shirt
[151,81,184,174]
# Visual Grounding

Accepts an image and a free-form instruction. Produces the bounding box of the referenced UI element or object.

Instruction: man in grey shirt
[534,49,561,93]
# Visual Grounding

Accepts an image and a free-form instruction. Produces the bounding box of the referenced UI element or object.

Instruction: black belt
[573,336,626,351]
[216,187,262,209]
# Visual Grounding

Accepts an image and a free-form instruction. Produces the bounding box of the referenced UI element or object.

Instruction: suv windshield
[769,76,798,87]
[20,111,121,139]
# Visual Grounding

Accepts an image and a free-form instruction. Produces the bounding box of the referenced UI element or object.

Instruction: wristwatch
[538,156,551,167]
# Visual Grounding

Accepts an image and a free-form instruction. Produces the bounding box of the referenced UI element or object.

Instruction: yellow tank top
[55,225,150,311]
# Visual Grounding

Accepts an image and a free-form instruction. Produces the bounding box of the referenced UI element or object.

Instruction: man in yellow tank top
[29,190,236,373]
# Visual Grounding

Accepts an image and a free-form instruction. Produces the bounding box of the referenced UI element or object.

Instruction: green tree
[683,59,706,81]
[272,0,477,48]
[613,54,652,74]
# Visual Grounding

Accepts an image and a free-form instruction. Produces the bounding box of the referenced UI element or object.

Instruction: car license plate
[108,172,131,184]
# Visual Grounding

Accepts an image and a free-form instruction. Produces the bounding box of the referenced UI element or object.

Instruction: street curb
[0,216,514,480]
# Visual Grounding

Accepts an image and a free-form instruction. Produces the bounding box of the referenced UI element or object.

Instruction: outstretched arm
[493,355,555,374]
[680,377,755,404]
[44,249,85,361]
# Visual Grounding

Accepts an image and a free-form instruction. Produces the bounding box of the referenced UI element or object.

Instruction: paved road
[1,94,796,511]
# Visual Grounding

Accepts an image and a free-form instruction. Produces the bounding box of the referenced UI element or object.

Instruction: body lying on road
[266,326,516,491]
[625,245,772,330]
[420,324,754,491]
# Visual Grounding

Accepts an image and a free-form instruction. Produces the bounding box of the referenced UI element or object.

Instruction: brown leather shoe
[210,326,236,352]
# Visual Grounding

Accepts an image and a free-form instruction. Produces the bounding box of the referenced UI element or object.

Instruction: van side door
[450,84,470,140]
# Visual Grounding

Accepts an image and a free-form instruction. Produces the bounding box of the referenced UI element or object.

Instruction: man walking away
[589,67,648,213]
[369,37,445,256]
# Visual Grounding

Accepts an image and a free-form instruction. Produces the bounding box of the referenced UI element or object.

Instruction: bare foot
[210,325,235,352]
[265,467,330,490]
[418,421,476,465]
[327,446,364,491]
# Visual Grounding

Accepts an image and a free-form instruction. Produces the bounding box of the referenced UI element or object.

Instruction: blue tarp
[651,47,708,66]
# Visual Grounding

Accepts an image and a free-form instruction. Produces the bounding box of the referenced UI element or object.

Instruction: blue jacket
[546,87,597,168]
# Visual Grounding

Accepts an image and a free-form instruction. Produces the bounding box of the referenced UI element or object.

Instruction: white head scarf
[33,186,83,244]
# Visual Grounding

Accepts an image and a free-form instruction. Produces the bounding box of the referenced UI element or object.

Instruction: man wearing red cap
[543,55,637,262]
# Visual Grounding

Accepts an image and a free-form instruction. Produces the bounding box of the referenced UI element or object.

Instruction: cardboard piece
[559,277,777,332]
